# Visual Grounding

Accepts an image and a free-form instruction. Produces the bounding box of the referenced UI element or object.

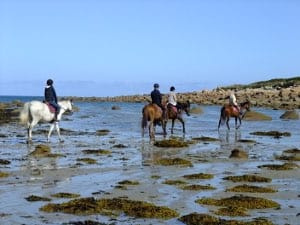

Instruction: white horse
[19,100,73,143]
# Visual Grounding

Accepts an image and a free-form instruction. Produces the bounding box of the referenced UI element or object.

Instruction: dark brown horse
[166,101,191,134]
[218,101,250,130]
[141,103,167,139]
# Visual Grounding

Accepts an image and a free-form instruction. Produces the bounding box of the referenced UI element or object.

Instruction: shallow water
[0,99,299,225]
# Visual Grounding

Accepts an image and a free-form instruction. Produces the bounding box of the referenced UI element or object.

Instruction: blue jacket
[44,85,58,103]
[151,88,162,107]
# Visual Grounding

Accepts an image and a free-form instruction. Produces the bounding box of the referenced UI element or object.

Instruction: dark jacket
[151,89,162,107]
[45,85,58,103]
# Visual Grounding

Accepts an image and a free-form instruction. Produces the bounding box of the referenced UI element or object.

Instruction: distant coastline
[66,77,300,109]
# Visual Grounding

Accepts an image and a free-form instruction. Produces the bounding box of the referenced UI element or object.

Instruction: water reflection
[218,129,242,150]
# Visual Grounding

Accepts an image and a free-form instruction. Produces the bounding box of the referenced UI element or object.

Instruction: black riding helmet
[170,86,175,91]
[154,83,159,88]
[47,79,53,86]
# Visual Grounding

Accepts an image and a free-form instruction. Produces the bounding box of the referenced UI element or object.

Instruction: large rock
[243,111,272,121]
[280,110,299,120]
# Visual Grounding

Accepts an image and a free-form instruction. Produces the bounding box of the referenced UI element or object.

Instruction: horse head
[178,100,191,116]
[241,100,251,111]
[59,99,73,113]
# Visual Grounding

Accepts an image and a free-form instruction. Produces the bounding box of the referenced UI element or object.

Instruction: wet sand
[0,103,299,225]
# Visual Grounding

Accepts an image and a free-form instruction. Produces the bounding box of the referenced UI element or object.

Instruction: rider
[150,83,165,119]
[229,89,240,113]
[44,79,60,120]
[167,86,178,113]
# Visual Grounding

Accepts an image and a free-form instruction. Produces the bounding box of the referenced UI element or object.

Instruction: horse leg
[149,121,154,140]
[226,117,230,130]
[162,120,167,137]
[179,118,186,133]
[55,122,63,142]
[236,116,242,129]
[171,119,175,134]
[47,123,55,142]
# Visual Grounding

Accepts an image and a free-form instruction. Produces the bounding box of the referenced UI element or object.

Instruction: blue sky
[1,0,299,97]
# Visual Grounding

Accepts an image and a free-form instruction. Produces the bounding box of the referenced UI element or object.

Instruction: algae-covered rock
[25,195,51,202]
[226,184,277,193]
[181,184,216,191]
[30,144,51,156]
[243,111,272,121]
[192,136,219,142]
[76,158,97,164]
[118,180,139,185]
[82,149,111,155]
[196,195,280,209]
[183,173,214,180]
[154,139,189,147]
[179,212,274,225]
[163,180,187,185]
[215,206,249,217]
[154,157,193,167]
[40,197,179,219]
[258,162,298,170]
[0,171,9,178]
[280,110,299,120]
[0,159,11,165]
[96,129,110,136]
[250,131,291,138]
[229,149,248,159]
[223,175,271,183]
[29,144,64,158]
[51,192,81,198]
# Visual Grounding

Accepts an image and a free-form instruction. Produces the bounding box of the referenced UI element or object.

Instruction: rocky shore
[68,85,300,110]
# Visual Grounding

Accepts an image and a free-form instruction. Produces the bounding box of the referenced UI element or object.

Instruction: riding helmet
[154,83,159,88]
[170,86,175,91]
[47,79,53,85]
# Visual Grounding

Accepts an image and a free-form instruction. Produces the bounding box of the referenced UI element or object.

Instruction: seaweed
[181,184,216,191]
[192,136,219,142]
[226,184,277,193]
[0,171,9,178]
[77,158,97,164]
[117,180,139,185]
[154,139,189,147]
[51,192,81,198]
[196,195,280,209]
[82,149,111,155]
[163,179,187,185]
[183,173,214,180]
[25,195,51,202]
[250,131,291,138]
[179,213,274,225]
[96,130,110,136]
[154,157,193,167]
[215,206,249,217]
[0,159,11,165]
[258,162,298,170]
[223,175,271,183]
[40,197,179,219]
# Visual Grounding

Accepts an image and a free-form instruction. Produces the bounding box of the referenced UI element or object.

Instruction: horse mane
[240,100,250,107]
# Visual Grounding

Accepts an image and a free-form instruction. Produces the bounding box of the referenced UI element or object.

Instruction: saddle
[230,104,240,114]
[168,104,177,114]
[45,102,56,113]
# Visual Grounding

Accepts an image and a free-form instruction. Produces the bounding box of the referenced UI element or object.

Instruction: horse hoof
[59,139,64,143]
[26,140,32,144]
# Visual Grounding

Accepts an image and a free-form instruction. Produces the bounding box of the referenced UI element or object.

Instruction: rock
[243,111,272,121]
[280,110,299,120]
[229,149,248,159]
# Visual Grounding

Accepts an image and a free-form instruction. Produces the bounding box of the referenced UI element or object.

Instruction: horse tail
[220,106,226,125]
[141,107,148,129]
[19,102,31,125]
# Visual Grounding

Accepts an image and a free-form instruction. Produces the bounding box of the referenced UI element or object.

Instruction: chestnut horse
[166,101,191,134]
[141,103,167,140]
[218,101,250,130]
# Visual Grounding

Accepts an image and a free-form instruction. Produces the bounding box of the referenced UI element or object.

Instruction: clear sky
[1,0,299,97]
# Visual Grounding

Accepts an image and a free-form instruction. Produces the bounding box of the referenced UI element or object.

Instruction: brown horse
[141,103,167,139]
[166,101,191,134]
[218,101,250,130]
